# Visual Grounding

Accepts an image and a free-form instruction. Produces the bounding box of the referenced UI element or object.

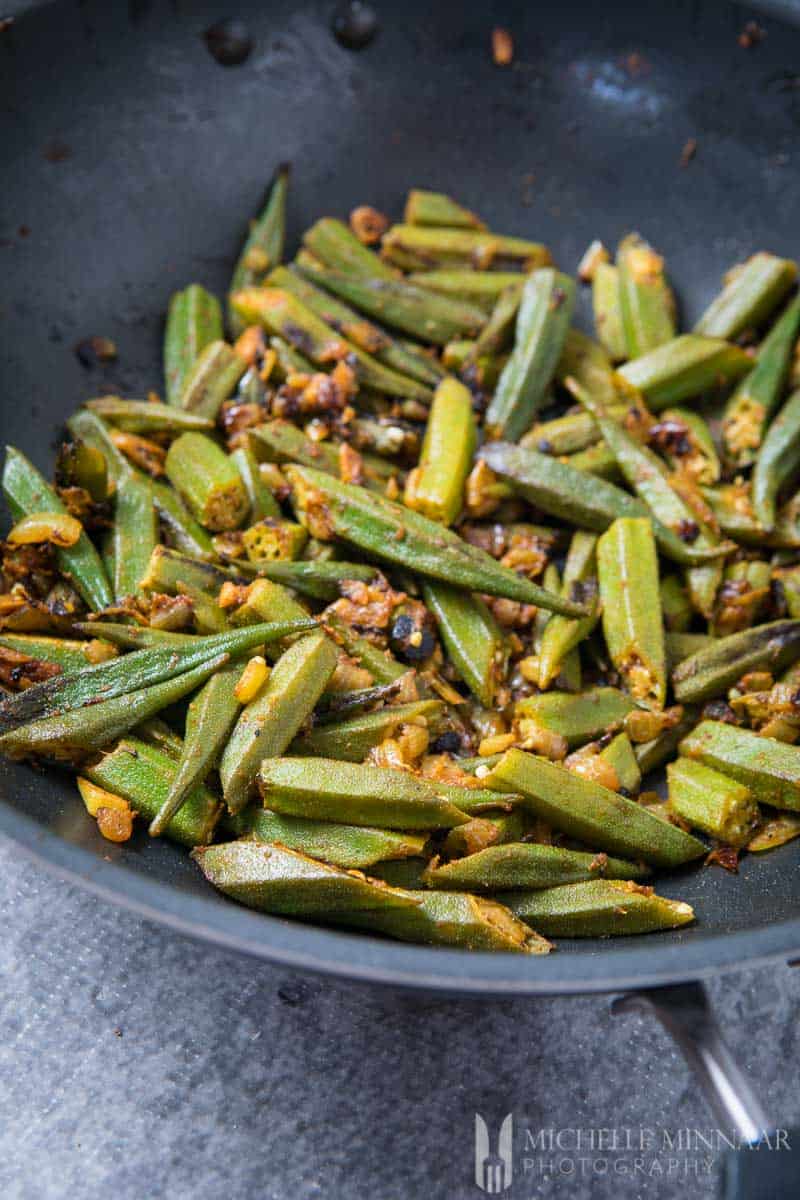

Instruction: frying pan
[2,0,800,1190]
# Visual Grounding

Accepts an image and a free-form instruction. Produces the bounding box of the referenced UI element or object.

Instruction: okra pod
[241,517,308,562]
[107,473,158,600]
[634,709,697,775]
[537,531,599,688]
[592,262,627,361]
[485,748,705,867]
[302,217,397,280]
[147,478,216,559]
[667,757,759,847]
[258,756,470,829]
[0,633,117,672]
[599,731,642,794]
[291,699,443,760]
[748,812,800,853]
[501,879,694,937]
[228,163,289,334]
[515,687,634,748]
[242,559,377,601]
[220,631,338,812]
[230,442,281,521]
[381,224,551,272]
[597,518,667,709]
[660,574,692,633]
[422,842,648,892]
[665,631,712,670]
[404,377,476,524]
[617,335,751,410]
[680,719,800,811]
[403,189,486,229]
[227,806,427,868]
[752,388,800,530]
[269,334,315,378]
[672,619,800,703]
[85,396,215,434]
[422,581,506,707]
[407,269,527,309]
[485,269,576,440]
[66,409,132,484]
[287,464,585,614]
[3,446,112,612]
[165,432,249,531]
[177,340,247,418]
[320,614,409,685]
[441,808,530,858]
[695,252,797,339]
[164,284,223,406]
[556,328,621,407]
[565,440,622,481]
[616,232,676,357]
[469,282,522,360]
[657,408,721,484]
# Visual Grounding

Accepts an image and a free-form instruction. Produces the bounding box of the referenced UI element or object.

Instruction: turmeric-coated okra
[164,284,223,407]
[227,162,289,335]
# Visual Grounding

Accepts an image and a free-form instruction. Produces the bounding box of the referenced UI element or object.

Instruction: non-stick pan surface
[3,0,800,994]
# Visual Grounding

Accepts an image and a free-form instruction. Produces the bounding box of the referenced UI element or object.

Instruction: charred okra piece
[177,341,247,418]
[228,162,289,334]
[748,812,800,853]
[165,432,249,531]
[227,806,428,869]
[592,262,627,361]
[656,407,721,484]
[695,252,797,339]
[286,464,586,615]
[617,335,751,410]
[423,581,506,707]
[617,232,676,357]
[164,284,223,406]
[381,223,551,272]
[485,269,576,440]
[66,409,132,484]
[106,473,158,600]
[404,377,476,524]
[291,699,443,761]
[515,687,634,750]
[501,879,694,937]
[537,531,599,688]
[422,842,648,892]
[680,719,800,811]
[597,517,667,710]
[85,396,215,434]
[723,295,800,467]
[485,748,705,867]
[752,389,800,530]
[403,189,486,229]
[671,619,800,703]
[140,545,234,632]
[667,757,759,847]
[3,447,112,612]
[220,630,338,813]
[302,217,397,280]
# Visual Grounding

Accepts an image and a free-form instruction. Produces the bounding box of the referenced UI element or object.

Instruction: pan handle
[613,982,798,1198]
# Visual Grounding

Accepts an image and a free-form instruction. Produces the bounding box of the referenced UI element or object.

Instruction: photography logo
[474,1113,513,1193]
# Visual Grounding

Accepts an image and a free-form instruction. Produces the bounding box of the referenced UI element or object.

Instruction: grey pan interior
[2,0,800,994]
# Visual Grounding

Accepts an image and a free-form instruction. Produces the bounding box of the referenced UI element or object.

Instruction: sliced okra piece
[565,440,622,480]
[422,581,506,707]
[237,559,377,602]
[592,262,627,361]
[290,699,443,761]
[258,756,470,829]
[177,340,247,418]
[194,840,417,915]
[164,284,223,407]
[56,437,109,502]
[229,578,309,637]
[2,446,112,612]
[322,613,408,684]
[748,811,800,852]
[165,432,249,532]
[269,334,315,378]
[228,162,289,335]
[149,478,216,560]
[665,631,713,670]
[226,806,428,869]
[403,189,486,229]
[633,709,697,775]
[404,377,476,525]
[711,559,771,638]
[286,464,587,615]
[85,396,215,434]
[381,223,551,272]
[667,757,759,847]
[140,545,233,632]
[522,408,605,457]
[617,334,751,410]
[597,517,666,710]
[556,328,621,406]
[484,748,705,867]
[107,473,158,600]
[468,282,522,362]
[501,879,694,937]
[302,217,397,280]
[407,269,526,309]
[702,483,800,550]
[241,517,308,562]
[515,687,634,749]
[230,441,281,521]
[485,268,576,440]
[441,808,530,859]
[752,388,800,530]
[314,678,407,723]
[723,294,800,467]
[599,731,642,795]
[0,633,117,673]
[660,574,692,632]
[685,559,724,623]
[655,407,721,484]
[422,842,648,892]
[72,623,191,650]
[680,719,800,811]
[66,409,132,484]
[616,232,676,357]
[672,619,800,703]
[538,530,599,688]
[366,858,430,889]
[695,252,797,339]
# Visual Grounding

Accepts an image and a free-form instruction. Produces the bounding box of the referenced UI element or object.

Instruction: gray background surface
[2,840,798,1200]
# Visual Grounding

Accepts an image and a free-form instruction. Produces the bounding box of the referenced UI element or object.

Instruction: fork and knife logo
[474,1113,513,1193]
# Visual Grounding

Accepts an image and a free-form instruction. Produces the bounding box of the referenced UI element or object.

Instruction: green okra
[231,287,432,401]
[479,441,717,566]
[748,811,800,853]
[228,163,289,335]
[0,634,113,674]
[404,377,476,525]
[556,328,620,404]
[241,517,308,562]
[565,440,622,480]
[165,433,249,532]
[269,334,316,377]
[667,757,759,847]
[469,282,522,361]
[72,623,192,650]
[522,407,603,457]
[695,252,798,339]
[286,464,586,615]
[336,889,552,953]
[106,473,158,601]
[295,260,486,345]
[634,710,697,775]
[485,268,576,440]
[66,409,132,485]
[85,396,215,434]
[0,621,302,734]
[752,388,800,530]
[177,341,247,418]
[685,559,724,623]
[57,438,109,502]
[149,478,215,560]
[367,858,431,888]
[0,653,228,761]
[441,808,530,858]
[193,840,417,915]
[140,545,232,632]
[515,687,634,748]
[616,232,676,357]
[617,334,752,410]
[220,631,338,813]
[258,756,470,829]
[423,842,648,892]
[701,483,800,550]
[230,442,281,521]
[149,662,243,836]
[680,719,800,811]
[592,262,628,361]
[135,717,184,758]
[597,517,667,710]
[500,879,694,937]
[3,446,112,612]
[657,407,721,484]
[422,581,506,707]
[322,614,408,685]
[290,699,443,761]
[251,418,339,474]
[302,217,397,280]
[599,732,642,794]
[665,631,713,670]
[239,559,377,601]
[485,748,705,867]
[711,559,771,638]
[403,189,486,229]
[538,531,599,689]
[672,619,800,703]
[229,578,309,633]
[660,574,692,632]
[313,679,406,723]
[407,269,527,309]
[227,806,428,869]
[723,295,800,467]
[381,224,551,272]
[164,284,223,407]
